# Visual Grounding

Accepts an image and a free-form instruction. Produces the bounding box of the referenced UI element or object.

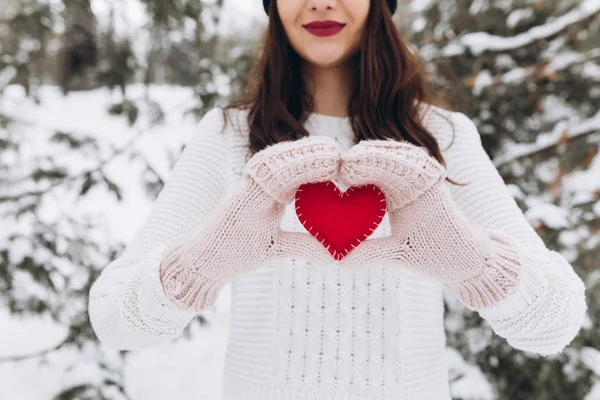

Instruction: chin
[303,50,349,68]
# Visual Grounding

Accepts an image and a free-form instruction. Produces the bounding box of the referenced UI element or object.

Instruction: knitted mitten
[159,136,341,311]
[337,139,523,310]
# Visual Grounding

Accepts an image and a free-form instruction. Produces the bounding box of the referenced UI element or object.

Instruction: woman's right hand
[159,135,341,311]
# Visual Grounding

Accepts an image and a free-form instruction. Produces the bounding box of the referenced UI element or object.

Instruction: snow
[0,307,231,399]
[581,347,600,377]
[1,53,598,399]
[0,309,68,360]
[583,60,600,80]
[0,82,522,399]
[0,0,597,397]
[446,348,495,400]
[524,203,571,230]
[450,0,600,56]
[501,67,528,85]
[506,8,534,29]
[90,0,267,41]
[494,110,600,167]
[0,0,20,22]
[558,229,586,248]
[411,17,427,33]
[0,83,231,400]
[543,51,583,74]
[468,0,487,16]
[472,70,494,96]
[0,66,17,90]
[123,301,230,400]
[409,0,436,13]
[586,383,600,400]
[562,147,600,204]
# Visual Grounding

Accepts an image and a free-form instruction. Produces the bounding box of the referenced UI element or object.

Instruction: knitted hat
[262,0,398,16]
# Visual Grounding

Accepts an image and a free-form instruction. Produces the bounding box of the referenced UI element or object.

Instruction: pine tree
[2,0,597,398]
[402,0,600,398]
[0,1,249,398]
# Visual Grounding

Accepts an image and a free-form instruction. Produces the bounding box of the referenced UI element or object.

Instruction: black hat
[263,0,398,16]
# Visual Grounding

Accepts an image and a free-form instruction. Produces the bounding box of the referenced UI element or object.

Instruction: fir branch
[0,333,69,363]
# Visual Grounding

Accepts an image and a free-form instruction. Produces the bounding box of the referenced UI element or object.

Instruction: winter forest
[0,0,599,399]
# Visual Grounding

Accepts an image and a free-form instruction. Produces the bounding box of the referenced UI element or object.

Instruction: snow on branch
[446,0,600,56]
[494,110,600,167]
[0,66,17,91]
[0,332,70,363]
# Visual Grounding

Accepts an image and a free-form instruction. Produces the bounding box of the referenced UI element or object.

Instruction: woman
[88,0,587,399]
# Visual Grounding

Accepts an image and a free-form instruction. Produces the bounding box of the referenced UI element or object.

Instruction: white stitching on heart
[295,181,387,261]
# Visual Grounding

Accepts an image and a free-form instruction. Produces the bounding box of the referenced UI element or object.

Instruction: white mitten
[337,139,523,310]
[159,136,341,311]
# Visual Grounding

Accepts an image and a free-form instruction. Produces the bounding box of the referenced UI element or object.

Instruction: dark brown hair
[222,0,463,186]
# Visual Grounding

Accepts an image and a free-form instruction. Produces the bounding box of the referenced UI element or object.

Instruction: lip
[303,20,346,37]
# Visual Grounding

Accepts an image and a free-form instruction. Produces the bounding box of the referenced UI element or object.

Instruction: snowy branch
[0,131,145,203]
[494,110,600,167]
[542,48,600,77]
[0,333,70,363]
[0,66,17,91]
[446,0,600,56]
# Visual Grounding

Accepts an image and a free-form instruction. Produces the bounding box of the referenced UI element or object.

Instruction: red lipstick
[303,20,346,37]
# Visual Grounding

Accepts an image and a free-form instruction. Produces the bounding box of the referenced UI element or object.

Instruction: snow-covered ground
[0,296,230,400]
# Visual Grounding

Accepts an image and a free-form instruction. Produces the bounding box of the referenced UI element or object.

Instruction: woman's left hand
[336,139,523,309]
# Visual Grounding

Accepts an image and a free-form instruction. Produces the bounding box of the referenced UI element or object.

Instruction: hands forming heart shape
[244,134,449,268]
[244,135,523,310]
[294,137,448,263]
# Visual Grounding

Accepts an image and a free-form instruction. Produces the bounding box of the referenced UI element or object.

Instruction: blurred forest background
[0,0,599,399]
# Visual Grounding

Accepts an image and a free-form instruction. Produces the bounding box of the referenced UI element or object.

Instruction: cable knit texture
[88,105,587,399]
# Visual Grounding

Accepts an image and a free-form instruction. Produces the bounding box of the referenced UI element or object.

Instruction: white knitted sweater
[88,105,587,400]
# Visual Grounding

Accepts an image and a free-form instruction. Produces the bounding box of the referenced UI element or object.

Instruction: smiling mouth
[303,23,346,37]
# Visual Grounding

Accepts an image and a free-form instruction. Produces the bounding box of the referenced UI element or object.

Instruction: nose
[308,0,337,11]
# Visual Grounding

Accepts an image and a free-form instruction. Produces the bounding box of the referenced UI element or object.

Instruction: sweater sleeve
[88,107,232,350]
[441,110,587,356]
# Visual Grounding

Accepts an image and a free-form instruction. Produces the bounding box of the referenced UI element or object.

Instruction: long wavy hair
[222,0,463,186]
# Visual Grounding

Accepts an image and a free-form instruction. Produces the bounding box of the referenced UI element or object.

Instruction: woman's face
[278,0,370,68]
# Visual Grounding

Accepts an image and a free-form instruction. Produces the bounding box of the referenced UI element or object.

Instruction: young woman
[88,0,587,399]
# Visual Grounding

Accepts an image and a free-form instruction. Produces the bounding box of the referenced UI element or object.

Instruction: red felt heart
[294,181,387,261]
